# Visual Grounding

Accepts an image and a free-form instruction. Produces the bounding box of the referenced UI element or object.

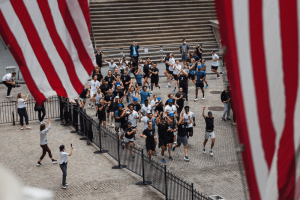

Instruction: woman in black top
[124,122,136,158]
[97,99,107,130]
[140,121,156,160]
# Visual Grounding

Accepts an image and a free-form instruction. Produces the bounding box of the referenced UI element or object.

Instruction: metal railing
[59,99,209,200]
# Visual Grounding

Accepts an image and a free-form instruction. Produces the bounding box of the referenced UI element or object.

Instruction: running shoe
[111,123,115,127]
[91,105,94,109]
[88,104,91,108]
[172,90,175,94]
[62,185,66,189]
[159,85,161,89]
[150,92,153,95]
[226,118,231,120]
[205,85,209,89]
[162,158,166,163]
[65,183,68,186]
[169,156,173,160]
[37,162,43,166]
[21,127,23,130]
[52,159,57,164]
[6,95,12,98]
[26,127,32,130]
[210,149,213,157]
[221,118,226,121]
[194,98,198,102]
[203,148,206,154]
[202,96,205,100]
[184,156,189,162]
[172,147,176,152]
[216,76,220,79]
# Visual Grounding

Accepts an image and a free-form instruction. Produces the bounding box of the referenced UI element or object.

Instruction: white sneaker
[111,123,115,127]
[91,105,94,109]
[216,76,220,79]
[166,85,170,88]
[202,96,205,100]
[6,95,12,98]
[203,148,206,154]
[107,122,110,126]
[62,185,66,189]
[88,104,91,108]
[194,98,198,102]
[210,149,213,157]
[150,92,153,95]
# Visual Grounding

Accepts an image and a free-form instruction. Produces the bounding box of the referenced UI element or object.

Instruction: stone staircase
[89,0,219,64]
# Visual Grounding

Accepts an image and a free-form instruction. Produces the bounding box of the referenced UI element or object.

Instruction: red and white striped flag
[0,0,95,105]
[215,0,300,199]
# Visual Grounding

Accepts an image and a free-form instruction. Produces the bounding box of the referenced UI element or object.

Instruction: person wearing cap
[140,85,151,106]
[202,106,215,157]
[140,121,157,163]
[104,88,115,127]
[130,97,141,114]
[150,63,161,95]
[141,99,152,116]
[172,113,191,162]
[115,104,125,137]
[178,69,189,101]
[164,113,176,160]
[193,65,206,101]
[124,121,136,159]
[154,97,164,113]
[211,50,220,79]
[155,112,171,163]
[113,85,125,102]
[161,53,170,80]
[183,106,195,137]
[165,99,177,117]
[179,39,190,69]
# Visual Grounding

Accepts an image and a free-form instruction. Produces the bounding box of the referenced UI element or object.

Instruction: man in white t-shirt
[172,60,181,94]
[139,110,152,130]
[104,59,118,73]
[2,72,18,98]
[183,106,196,138]
[166,53,175,88]
[141,99,152,116]
[88,75,100,108]
[127,104,139,128]
[165,99,177,117]
[211,50,220,79]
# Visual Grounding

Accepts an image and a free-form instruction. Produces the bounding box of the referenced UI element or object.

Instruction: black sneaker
[184,156,189,162]
[37,162,43,166]
[169,156,173,160]
[226,118,231,120]
[15,84,21,87]
[172,147,176,152]
[52,159,57,164]
[221,118,226,121]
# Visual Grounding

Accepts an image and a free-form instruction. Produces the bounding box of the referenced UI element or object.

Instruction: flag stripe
[10,0,67,97]
[78,0,91,32]
[277,0,298,198]
[214,1,261,200]
[249,0,276,170]
[66,0,94,63]
[0,10,46,104]
[57,0,94,75]
[0,1,57,102]
[232,0,268,198]
[23,0,78,98]
[47,0,90,86]
[36,0,84,95]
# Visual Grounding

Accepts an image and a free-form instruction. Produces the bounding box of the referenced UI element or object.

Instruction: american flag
[215,0,300,199]
[0,0,95,105]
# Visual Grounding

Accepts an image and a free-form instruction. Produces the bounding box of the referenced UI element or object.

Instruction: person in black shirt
[164,93,177,108]
[114,104,124,137]
[121,70,131,94]
[178,70,189,101]
[124,122,136,158]
[175,87,186,119]
[193,44,202,62]
[79,88,89,110]
[154,97,164,113]
[100,79,109,95]
[130,57,138,75]
[95,46,104,69]
[155,113,171,163]
[92,68,103,82]
[165,113,176,161]
[140,121,156,160]
[139,60,150,87]
[130,97,141,114]
[104,88,115,127]
[172,114,191,162]
[97,99,107,130]
[221,85,231,121]
[150,63,160,94]
[104,70,115,89]
[202,106,215,157]
[160,53,170,80]
[113,85,125,102]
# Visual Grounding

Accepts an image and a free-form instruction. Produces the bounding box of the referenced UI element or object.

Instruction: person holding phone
[59,144,73,189]
[17,93,31,130]
[37,118,57,166]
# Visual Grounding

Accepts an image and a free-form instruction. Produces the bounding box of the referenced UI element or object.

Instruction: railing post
[71,105,79,133]
[12,111,15,126]
[94,124,108,154]
[112,136,127,169]
[165,165,168,200]
[136,149,151,185]
[55,96,63,121]
[79,113,87,141]
[191,183,194,200]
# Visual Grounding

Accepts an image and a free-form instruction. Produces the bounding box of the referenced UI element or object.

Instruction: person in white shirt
[165,99,177,117]
[139,110,152,130]
[37,118,57,166]
[119,57,129,74]
[127,104,139,128]
[151,95,158,112]
[166,53,175,87]
[141,99,152,116]
[183,106,196,137]
[211,50,220,79]
[88,75,100,108]
[59,144,73,189]
[2,72,18,98]
[172,60,181,93]
[17,93,31,130]
[104,59,118,73]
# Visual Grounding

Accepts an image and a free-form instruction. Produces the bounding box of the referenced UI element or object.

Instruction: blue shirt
[189,63,195,75]
[200,63,206,70]
[140,91,150,104]
[132,46,137,56]
[152,117,156,132]
[136,73,142,83]
[195,71,206,83]
[115,81,121,90]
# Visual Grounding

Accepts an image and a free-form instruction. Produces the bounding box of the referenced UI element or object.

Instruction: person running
[194,66,206,101]
[121,70,131,98]
[17,93,31,130]
[100,79,109,96]
[149,63,160,94]
[202,107,215,157]
[211,50,220,79]
[2,72,19,98]
[37,118,57,166]
[130,57,138,75]
[97,99,107,131]
[161,53,170,80]
[123,122,136,158]
[139,110,152,130]
[92,68,103,82]
[127,86,137,105]
[166,53,175,87]
[113,85,125,102]
[94,88,104,114]
[175,87,186,118]
[188,59,197,86]
[113,75,124,91]
[156,113,171,163]
[140,121,156,162]
[172,60,181,93]
[59,144,73,189]
[134,68,144,94]
[165,113,176,160]
[200,59,209,88]
[221,85,231,121]
[141,99,152,116]
[139,59,150,87]
[88,75,100,108]
[151,95,158,113]
[178,69,189,101]
[104,88,115,127]
[119,57,129,75]
[183,106,195,137]
[172,114,191,161]
[104,70,115,89]
[193,44,202,62]
[154,97,164,113]
[140,86,151,106]
[114,104,124,136]
[95,46,104,69]
[179,39,190,69]
[131,97,141,114]
[127,104,139,130]
[79,88,89,110]
[165,99,177,117]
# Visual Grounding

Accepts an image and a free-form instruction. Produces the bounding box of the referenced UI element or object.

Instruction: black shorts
[98,114,106,123]
[167,134,174,144]
[165,68,169,72]
[188,73,195,80]
[211,65,218,70]
[137,83,142,86]
[151,79,159,85]
[159,138,168,147]
[106,105,114,113]
[196,82,204,88]
[132,68,138,74]
[143,74,149,78]
[146,142,155,152]
[168,71,173,75]
[173,75,179,81]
